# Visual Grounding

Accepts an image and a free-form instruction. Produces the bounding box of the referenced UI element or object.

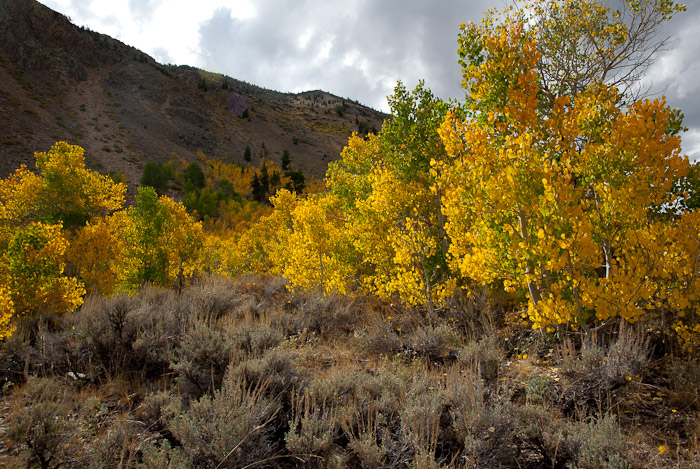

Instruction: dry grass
[0,274,698,468]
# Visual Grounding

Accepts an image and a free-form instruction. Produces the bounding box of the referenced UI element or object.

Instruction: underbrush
[0,274,698,468]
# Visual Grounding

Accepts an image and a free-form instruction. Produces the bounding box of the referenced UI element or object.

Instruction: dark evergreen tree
[251,173,264,202]
[259,164,270,197]
[270,171,281,191]
[281,150,291,170]
[285,170,306,194]
[244,145,251,163]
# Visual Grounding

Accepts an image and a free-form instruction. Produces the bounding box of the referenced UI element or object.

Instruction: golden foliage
[0,141,125,228]
[436,2,693,329]
[0,222,84,336]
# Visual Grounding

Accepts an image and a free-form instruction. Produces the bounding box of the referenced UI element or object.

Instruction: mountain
[0,0,386,194]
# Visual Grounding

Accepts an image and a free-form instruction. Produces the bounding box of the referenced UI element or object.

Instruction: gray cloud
[197,0,493,110]
[645,8,700,159]
[128,0,163,24]
[66,0,96,19]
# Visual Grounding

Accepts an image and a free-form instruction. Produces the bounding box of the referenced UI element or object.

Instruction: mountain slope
[0,0,386,193]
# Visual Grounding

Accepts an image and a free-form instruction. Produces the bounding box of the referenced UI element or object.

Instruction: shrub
[402,325,460,363]
[399,386,443,464]
[570,415,629,469]
[186,276,241,320]
[525,373,557,404]
[75,293,138,375]
[231,324,283,358]
[458,334,500,382]
[87,420,143,468]
[163,374,280,468]
[139,439,192,469]
[440,366,485,448]
[559,324,650,415]
[605,323,650,381]
[363,328,403,356]
[6,377,77,468]
[339,400,391,467]
[228,348,300,399]
[136,390,175,433]
[171,320,233,399]
[0,318,78,387]
[77,291,183,379]
[285,390,340,465]
[291,291,359,338]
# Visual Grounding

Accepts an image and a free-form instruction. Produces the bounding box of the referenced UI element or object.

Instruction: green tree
[184,187,218,220]
[114,186,204,290]
[140,161,172,195]
[325,82,452,312]
[216,179,239,202]
[184,162,206,191]
[107,170,126,185]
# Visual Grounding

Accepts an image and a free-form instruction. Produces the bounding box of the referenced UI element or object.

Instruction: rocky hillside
[0,0,386,192]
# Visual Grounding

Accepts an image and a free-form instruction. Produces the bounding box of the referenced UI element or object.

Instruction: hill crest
[0,0,386,194]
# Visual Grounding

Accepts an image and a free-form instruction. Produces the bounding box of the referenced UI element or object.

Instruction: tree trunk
[518,209,542,305]
[434,191,449,256]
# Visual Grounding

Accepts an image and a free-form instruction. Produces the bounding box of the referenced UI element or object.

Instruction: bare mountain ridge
[0,0,386,194]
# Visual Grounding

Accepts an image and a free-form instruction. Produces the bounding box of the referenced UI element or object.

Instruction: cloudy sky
[39,0,700,159]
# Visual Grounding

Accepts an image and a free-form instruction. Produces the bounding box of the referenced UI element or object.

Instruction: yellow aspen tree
[351,167,450,308]
[67,218,121,295]
[0,222,84,336]
[201,233,244,277]
[0,141,123,336]
[326,83,452,309]
[436,2,691,329]
[523,0,686,104]
[0,141,125,229]
[0,285,13,340]
[326,133,383,209]
[235,188,298,275]
[213,199,273,233]
[278,192,354,295]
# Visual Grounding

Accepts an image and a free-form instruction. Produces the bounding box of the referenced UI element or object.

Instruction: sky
[39,0,700,159]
